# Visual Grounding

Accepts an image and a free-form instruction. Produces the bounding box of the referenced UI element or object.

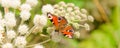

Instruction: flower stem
[4,7,9,14]
[79,24,84,27]
[25,25,37,37]
[26,39,51,47]
[20,20,24,25]
[93,0,110,23]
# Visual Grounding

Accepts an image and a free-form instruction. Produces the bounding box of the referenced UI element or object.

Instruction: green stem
[25,25,37,37]
[26,39,51,47]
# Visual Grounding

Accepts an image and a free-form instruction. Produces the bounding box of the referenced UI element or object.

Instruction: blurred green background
[1,0,120,48]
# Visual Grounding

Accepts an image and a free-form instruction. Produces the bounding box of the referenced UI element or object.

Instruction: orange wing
[58,17,68,29]
[47,12,59,30]
[47,12,74,38]
[47,12,68,30]
[60,25,74,38]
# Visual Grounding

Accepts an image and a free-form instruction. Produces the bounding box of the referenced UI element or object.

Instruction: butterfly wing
[58,17,68,25]
[58,17,68,29]
[47,12,68,31]
[60,25,74,38]
[47,12,74,38]
[47,12,59,30]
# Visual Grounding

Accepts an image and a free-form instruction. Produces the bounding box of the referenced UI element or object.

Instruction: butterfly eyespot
[47,14,53,19]
[58,17,62,20]
[58,17,62,22]
[48,16,51,18]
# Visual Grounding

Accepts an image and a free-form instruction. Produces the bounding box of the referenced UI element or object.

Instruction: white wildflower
[74,31,80,38]
[5,19,16,28]
[9,0,21,9]
[2,43,13,48]
[54,9,61,15]
[20,11,31,21]
[15,36,27,47]
[58,1,66,6]
[59,7,64,10]
[64,15,72,23]
[61,9,66,13]
[74,6,80,10]
[0,33,4,42]
[81,8,87,14]
[42,4,54,15]
[4,12,15,20]
[38,15,47,29]
[88,15,94,22]
[26,0,38,7]
[72,23,80,29]
[70,16,75,21]
[53,4,59,9]
[0,26,4,33]
[69,12,75,16]
[84,23,90,30]
[34,45,44,48]
[1,0,20,8]
[20,4,31,11]
[74,10,80,14]
[67,7,73,12]
[34,14,47,26]
[4,12,16,28]
[18,24,29,35]
[51,2,94,37]
[80,14,87,21]
[51,31,62,42]
[67,3,75,7]
[1,0,10,7]
[7,30,16,39]
[0,19,5,27]
[75,15,81,21]
[33,14,40,25]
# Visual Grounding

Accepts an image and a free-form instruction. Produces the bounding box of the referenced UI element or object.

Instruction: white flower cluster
[1,0,20,9]
[53,1,94,38]
[26,0,38,7]
[7,30,16,39]
[14,36,27,48]
[2,43,13,48]
[42,1,94,39]
[34,15,47,26]
[4,12,16,29]
[18,24,29,35]
[0,0,47,48]
[42,4,54,15]
[0,0,94,47]
[53,1,94,28]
